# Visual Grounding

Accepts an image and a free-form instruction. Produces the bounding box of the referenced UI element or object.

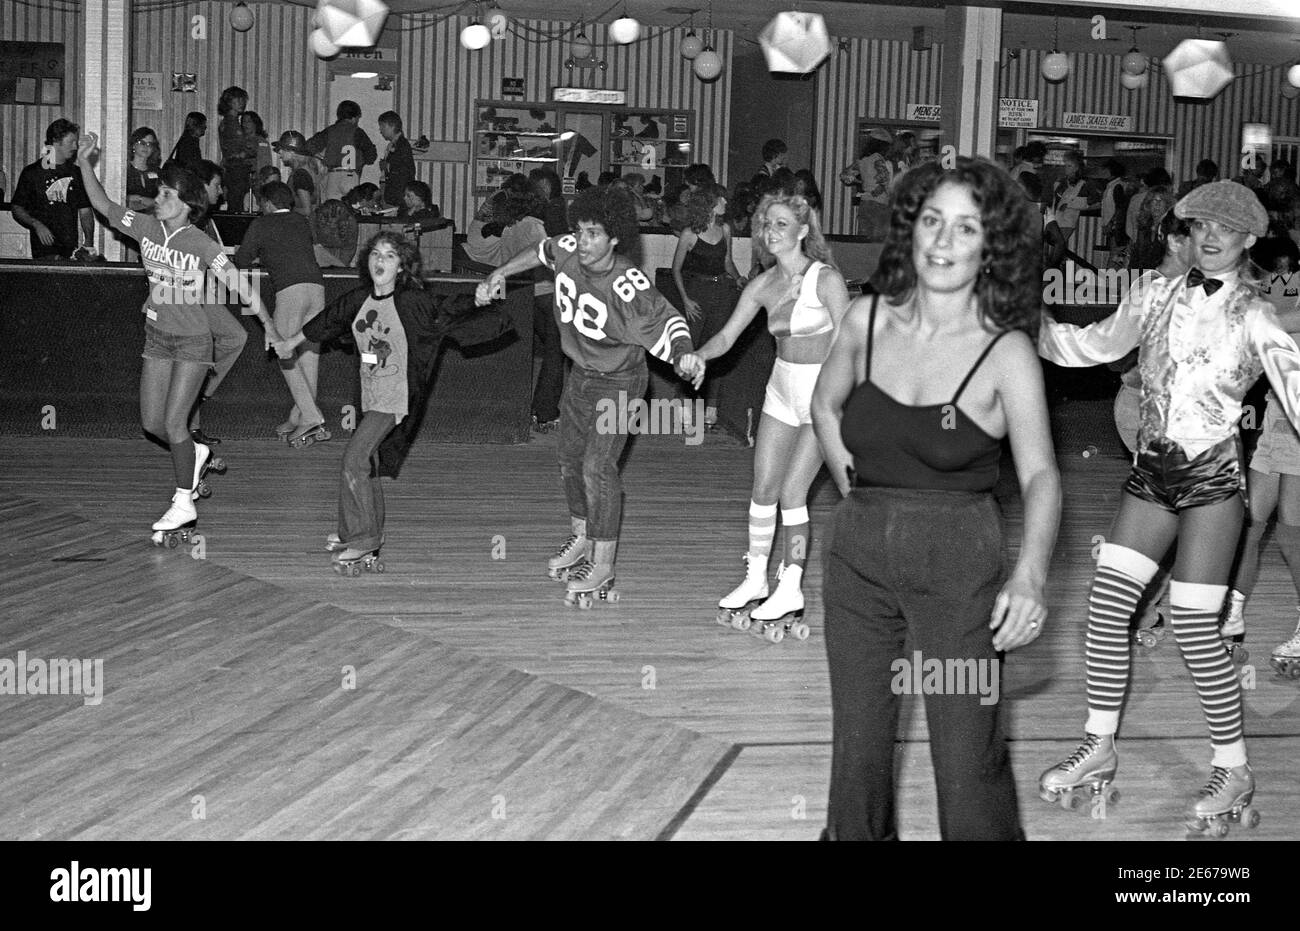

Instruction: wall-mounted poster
[133,72,164,110]
[171,72,198,93]
[0,41,64,106]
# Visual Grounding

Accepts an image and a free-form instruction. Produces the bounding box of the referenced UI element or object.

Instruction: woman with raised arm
[75,133,278,545]
[810,157,1059,839]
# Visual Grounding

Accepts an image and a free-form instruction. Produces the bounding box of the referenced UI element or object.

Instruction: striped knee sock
[1169,580,1245,763]
[1084,543,1159,735]
[748,501,778,560]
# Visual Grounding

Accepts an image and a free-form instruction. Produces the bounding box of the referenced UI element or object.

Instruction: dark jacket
[303,284,514,477]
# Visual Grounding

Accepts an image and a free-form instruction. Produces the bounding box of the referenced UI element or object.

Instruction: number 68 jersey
[537,234,693,373]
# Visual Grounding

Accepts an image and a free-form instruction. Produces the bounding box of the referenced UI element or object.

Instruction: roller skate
[1186,764,1259,838]
[332,546,384,577]
[288,421,331,449]
[1038,733,1120,812]
[276,416,297,442]
[1270,611,1300,680]
[716,553,769,630]
[530,415,559,434]
[151,489,199,548]
[546,520,588,581]
[1220,589,1249,665]
[190,442,227,500]
[748,563,809,643]
[325,532,348,553]
[563,540,619,609]
[189,426,221,446]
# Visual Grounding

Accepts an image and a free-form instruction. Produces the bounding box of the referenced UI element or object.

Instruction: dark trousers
[557,364,648,541]
[338,410,396,553]
[531,293,565,423]
[823,487,1023,841]
[682,274,737,410]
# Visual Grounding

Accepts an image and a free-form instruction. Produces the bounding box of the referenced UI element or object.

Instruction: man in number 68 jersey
[476,186,703,605]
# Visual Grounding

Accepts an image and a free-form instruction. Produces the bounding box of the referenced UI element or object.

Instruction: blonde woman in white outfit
[680,192,850,641]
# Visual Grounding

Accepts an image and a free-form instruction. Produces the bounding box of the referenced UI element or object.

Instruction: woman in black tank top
[810,158,1060,840]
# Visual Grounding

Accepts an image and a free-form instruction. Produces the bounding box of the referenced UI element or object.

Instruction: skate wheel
[1290,665,1300,680]
[375,560,385,574]
[166,534,179,549]
[1060,791,1081,812]
[716,609,735,626]
[733,614,752,631]
[790,622,810,641]
[764,624,784,644]
[1213,821,1229,838]
[1135,630,1156,648]
[1106,787,1120,806]
[197,482,212,499]
[1244,806,1261,829]
[350,564,361,577]
[1232,646,1248,665]
[564,590,577,606]
[578,593,593,610]
[209,458,226,473]
[605,588,619,603]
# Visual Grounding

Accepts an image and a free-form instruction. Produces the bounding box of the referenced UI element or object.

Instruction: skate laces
[1199,766,1233,797]
[553,534,584,558]
[567,560,594,581]
[1058,735,1103,771]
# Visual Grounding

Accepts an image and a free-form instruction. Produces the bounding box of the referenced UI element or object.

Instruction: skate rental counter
[0,261,535,445]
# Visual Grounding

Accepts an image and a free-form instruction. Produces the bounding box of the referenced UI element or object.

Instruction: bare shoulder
[987,329,1045,386]
[815,263,848,295]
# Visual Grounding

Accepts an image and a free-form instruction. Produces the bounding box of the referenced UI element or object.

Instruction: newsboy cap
[1173,180,1268,237]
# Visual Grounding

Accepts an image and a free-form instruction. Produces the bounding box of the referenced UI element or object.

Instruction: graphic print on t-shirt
[356,307,401,378]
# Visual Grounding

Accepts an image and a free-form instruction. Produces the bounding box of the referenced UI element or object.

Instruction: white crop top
[768,261,834,340]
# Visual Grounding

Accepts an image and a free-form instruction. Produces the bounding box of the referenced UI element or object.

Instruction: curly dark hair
[158,164,209,226]
[358,231,423,290]
[680,183,727,234]
[217,86,248,118]
[568,185,639,253]
[872,157,1041,336]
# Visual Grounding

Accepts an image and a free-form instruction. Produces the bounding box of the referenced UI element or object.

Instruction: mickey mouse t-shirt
[354,294,409,422]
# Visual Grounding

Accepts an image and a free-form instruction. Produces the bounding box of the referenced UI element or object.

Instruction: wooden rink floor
[0,431,1297,841]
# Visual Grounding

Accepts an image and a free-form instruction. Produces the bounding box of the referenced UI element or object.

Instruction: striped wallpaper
[0,2,83,203]
[813,39,1300,235]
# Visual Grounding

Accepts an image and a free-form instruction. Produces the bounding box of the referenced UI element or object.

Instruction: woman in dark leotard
[811,158,1060,840]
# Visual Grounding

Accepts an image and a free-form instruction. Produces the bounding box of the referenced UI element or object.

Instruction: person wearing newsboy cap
[1036,180,1300,836]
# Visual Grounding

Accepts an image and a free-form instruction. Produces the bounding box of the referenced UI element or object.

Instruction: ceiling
[341,0,1300,65]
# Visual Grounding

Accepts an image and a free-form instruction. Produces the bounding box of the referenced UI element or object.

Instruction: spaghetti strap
[865,294,880,378]
[951,330,1009,405]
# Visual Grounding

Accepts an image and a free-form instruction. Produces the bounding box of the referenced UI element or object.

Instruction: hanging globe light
[1120,70,1148,90]
[610,14,640,45]
[460,22,491,49]
[310,28,340,58]
[230,1,254,32]
[1282,81,1300,100]
[681,30,703,60]
[1041,51,1069,82]
[1122,50,1146,76]
[570,29,592,60]
[1289,63,1300,88]
[693,46,722,81]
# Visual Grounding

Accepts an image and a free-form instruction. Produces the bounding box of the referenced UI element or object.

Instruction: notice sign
[999,98,1039,128]
[1062,111,1134,133]
[502,77,524,98]
[0,41,64,106]
[905,103,941,122]
[133,72,164,111]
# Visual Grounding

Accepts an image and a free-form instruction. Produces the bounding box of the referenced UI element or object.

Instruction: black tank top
[841,296,1006,492]
[681,234,728,277]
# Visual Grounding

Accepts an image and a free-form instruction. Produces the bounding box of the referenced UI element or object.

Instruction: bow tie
[1186,268,1223,296]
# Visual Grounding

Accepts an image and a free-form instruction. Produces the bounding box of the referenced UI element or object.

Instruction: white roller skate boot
[716,553,769,630]
[1220,589,1248,665]
[564,539,618,609]
[1039,733,1120,812]
[1186,764,1259,837]
[189,442,210,501]
[1270,610,1300,680]
[748,563,808,643]
[151,488,198,547]
[547,518,588,581]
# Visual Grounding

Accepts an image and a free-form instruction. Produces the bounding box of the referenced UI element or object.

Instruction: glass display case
[473,102,563,196]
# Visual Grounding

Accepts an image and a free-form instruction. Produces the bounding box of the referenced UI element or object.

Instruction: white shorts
[762,358,821,427]
[1250,394,1300,477]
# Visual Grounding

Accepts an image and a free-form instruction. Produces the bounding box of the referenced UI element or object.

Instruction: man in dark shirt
[377,111,414,210]
[11,118,94,259]
[306,100,378,203]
